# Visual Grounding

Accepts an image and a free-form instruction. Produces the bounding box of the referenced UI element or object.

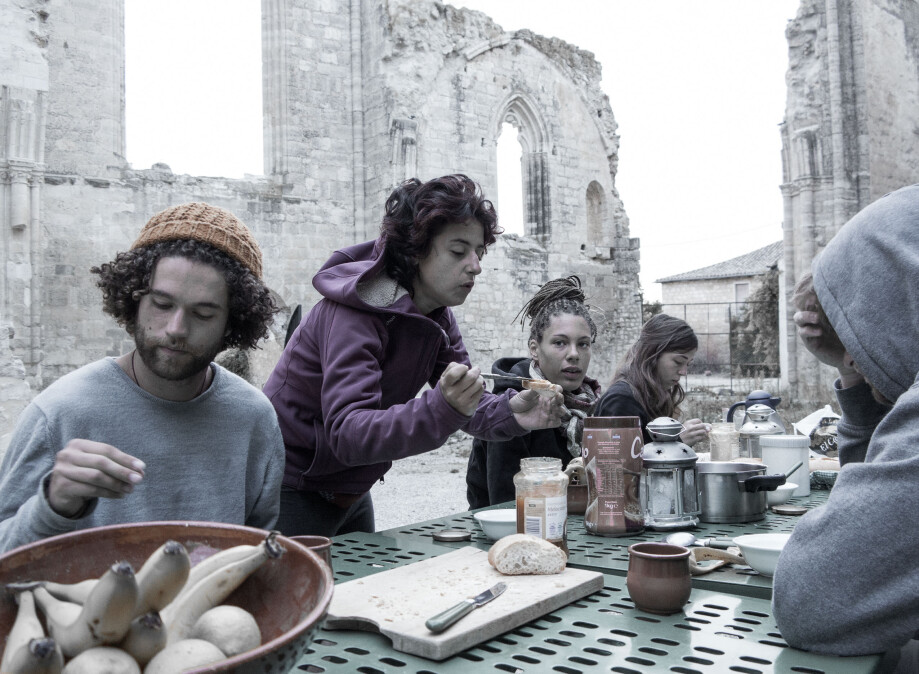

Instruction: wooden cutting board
[323,546,605,660]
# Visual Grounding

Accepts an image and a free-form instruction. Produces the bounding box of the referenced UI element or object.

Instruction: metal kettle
[726,389,785,433]
[737,404,784,460]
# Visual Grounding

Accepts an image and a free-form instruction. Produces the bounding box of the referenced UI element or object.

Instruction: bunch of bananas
[1,531,284,673]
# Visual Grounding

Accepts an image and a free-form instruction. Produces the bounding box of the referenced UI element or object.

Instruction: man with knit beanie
[0,203,285,553]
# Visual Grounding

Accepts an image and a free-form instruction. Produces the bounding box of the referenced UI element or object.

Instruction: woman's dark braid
[515,276,597,344]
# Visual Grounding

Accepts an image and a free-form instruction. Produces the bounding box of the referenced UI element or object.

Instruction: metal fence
[658,300,779,395]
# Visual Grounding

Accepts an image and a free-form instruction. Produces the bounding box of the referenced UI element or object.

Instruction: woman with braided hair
[595,313,710,446]
[466,276,601,509]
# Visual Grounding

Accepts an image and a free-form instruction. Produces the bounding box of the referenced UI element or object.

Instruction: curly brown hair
[91,239,278,350]
[379,174,500,294]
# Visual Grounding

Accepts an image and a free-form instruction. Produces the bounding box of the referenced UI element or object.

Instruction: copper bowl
[0,521,334,673]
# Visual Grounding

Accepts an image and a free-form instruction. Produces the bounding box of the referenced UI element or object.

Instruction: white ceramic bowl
[766,482,798,506]
[734,533,792,576]
[474,509,517,541]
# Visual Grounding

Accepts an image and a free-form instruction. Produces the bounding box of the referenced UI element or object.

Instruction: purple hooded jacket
[264,239,526,494]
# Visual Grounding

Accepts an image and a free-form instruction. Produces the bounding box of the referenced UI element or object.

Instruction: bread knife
[425,582,508,633]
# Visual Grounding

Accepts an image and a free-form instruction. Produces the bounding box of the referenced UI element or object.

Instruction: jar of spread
[709,422,740,461]
[514,457,569,554]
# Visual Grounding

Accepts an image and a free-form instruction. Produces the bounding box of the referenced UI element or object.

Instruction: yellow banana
[118,611,167,666]
[161,531,283,644]
[0,638,64,674]
[6,579,96,607]
[37,580,97,606]
[33,561,138,658]
[30,588,82,633]
[173,542,260,604]
[14,541,189,615]
[133,540,190,616]
[1,589,64,674]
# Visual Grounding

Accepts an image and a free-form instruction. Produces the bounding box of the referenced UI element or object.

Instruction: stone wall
[780,0,919,399]
[0,0,642,441]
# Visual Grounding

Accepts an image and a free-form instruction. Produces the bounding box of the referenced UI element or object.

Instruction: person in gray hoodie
[773,184,919,668]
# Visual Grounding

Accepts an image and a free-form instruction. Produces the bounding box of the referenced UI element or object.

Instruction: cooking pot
[698,462,790,523]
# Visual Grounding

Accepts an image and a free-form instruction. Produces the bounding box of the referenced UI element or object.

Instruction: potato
[144,639,225,674]
[190,605,261,657]
[61,646,140,674]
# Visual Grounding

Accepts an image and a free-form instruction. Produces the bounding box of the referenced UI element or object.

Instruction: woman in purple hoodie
[264,174,565,536]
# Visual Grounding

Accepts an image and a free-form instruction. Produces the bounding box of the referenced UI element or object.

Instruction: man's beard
[133,327,223,382]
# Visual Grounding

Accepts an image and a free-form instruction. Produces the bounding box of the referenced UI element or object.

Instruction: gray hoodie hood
[813,184,919,404]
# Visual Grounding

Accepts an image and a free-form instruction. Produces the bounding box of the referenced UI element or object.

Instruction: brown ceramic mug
[289,535,333,571]
[626,542,691,615]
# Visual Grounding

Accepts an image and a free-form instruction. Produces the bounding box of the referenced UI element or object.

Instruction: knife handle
[425,599,475,633]
[707,538,735,550]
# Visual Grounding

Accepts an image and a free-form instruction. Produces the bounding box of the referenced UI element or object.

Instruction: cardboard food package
[581,417,644,536]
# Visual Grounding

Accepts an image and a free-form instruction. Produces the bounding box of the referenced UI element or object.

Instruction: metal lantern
[640,417,701,530]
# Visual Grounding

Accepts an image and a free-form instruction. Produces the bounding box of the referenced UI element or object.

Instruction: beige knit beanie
[132,202,263,279]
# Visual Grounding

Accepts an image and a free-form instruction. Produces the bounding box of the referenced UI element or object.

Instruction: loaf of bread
[487,534,567,575]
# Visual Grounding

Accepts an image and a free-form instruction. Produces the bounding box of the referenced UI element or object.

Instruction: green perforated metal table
[378,491,830,599]
[292,527,880,673]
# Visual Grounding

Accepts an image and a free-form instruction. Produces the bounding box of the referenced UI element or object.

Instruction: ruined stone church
[1,0,919,444]
[0,0,644,440]
[779,0,919,397]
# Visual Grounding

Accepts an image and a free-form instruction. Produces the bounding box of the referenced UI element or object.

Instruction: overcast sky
[124,0,799,301]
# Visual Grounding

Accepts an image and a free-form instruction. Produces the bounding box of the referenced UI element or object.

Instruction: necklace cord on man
[131,350,208,397]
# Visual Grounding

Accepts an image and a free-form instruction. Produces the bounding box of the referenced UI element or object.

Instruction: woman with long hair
[466,276,601,508]
[595,313,710,445]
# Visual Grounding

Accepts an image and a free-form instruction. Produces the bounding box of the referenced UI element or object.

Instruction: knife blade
[479,372,532,382]
[425,582,507,633]
[695,537,736,550]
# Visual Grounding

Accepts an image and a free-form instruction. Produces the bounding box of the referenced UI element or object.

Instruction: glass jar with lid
[514,457,569,554]
[709,422,740,461]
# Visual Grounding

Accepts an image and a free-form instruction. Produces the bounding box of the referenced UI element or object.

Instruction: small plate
[772,505,807,516]
[431,528,472,542]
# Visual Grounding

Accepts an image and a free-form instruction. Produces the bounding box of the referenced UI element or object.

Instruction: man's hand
[793,309,863,386]
[679,418,711,447]
[438,362,485,417]
[509,386,565,430]
[47,440,146,518]
[793,309,848,369]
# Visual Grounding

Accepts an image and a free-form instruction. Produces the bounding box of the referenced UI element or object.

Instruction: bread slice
[487,534,567,575]
[522,379,558,397]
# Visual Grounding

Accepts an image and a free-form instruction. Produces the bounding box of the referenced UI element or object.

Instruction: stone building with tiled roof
[657,241,783,286]
[655,241,782,370]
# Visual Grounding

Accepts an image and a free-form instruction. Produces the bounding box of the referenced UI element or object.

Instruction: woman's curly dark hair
[91,239,278,350]
[516,276,597,345]
[379,174,501,293]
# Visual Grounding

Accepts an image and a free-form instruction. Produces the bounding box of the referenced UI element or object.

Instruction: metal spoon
[663,532,735,549]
